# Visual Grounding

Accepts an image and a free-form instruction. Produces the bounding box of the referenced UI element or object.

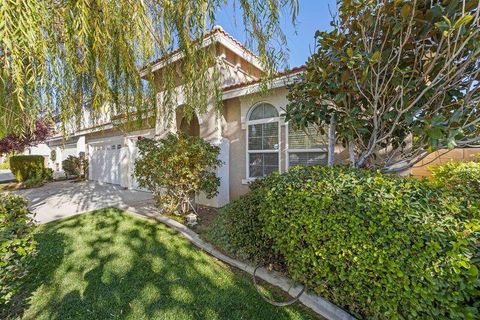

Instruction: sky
[214,0,337,68]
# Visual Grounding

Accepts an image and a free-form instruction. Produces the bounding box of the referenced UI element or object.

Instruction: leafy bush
[207,179,276,263]
[24,167,53,188]
[50,149,56,162]
[0,194,37,307]
[430,161,480,207]
[62,155,88,180]
[9,155,45,182]
[0,162,9,170]
[210,166,479,319]
[134,133,221,215]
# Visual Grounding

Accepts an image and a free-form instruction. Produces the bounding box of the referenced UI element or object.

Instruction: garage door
[90,143,123,185]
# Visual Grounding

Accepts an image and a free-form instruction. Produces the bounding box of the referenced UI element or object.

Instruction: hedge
[9,155,45,182]
[207,179,278,264]
[0,193,37,308]
[430,160,480,209]
[210,166,480,319]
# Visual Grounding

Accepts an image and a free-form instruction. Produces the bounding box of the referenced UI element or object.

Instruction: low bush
[430,160,480,207]
[210,166,480,319]
[62,155,88,180]
[9,155,45,182]
[0,194,37,307]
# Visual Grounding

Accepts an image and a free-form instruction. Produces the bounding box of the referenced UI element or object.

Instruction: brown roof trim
[140,26,260,73]
[222,65,306,92]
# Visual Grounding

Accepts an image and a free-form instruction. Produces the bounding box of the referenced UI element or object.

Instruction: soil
[191,205,219,235]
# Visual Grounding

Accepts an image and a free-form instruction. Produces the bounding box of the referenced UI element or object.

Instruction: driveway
[0,169,15,182]
[15,180,156,223]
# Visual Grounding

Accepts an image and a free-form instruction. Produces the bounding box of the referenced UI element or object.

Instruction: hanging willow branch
[0,0,298,138]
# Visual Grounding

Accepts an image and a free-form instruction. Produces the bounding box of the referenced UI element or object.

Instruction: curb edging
[120,205,355,320]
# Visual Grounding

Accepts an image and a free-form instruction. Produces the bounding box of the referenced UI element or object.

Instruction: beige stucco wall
[222,98,250,200]
[222,88,350,201]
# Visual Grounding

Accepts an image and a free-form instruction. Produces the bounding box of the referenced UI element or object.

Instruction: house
[34,26,348,207]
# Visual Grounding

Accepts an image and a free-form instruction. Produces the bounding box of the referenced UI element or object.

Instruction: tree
[134,133,222,215]
[0,118,53,155]
[0,0,298,138]
[286,0,480,172]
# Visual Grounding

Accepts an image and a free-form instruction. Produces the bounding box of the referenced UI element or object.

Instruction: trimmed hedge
[210,166,480,319]
[0,194,37,307]
[9,155,45,182]
[430,160,480,208]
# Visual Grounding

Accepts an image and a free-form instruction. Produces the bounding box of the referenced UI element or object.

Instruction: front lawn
[9,208,316,320]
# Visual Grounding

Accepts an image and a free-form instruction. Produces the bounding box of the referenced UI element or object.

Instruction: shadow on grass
[5,208,316,320]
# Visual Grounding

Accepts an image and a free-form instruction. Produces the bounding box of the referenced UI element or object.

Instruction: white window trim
[285,122,328,170]
[246,102,282,180]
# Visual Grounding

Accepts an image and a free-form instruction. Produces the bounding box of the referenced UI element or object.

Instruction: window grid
[246,103,280,179]
[286,123,328,169]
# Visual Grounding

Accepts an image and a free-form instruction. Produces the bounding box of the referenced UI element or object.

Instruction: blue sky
[214,0,337,67]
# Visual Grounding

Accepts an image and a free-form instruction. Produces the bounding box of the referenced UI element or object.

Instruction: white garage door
[90,143,123,185]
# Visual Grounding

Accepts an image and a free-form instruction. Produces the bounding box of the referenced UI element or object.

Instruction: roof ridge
[141,26,261,72]
[222,65,306,92]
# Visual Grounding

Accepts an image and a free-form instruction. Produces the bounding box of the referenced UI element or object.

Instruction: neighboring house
[31,26,348,207]
[411,148,480,177]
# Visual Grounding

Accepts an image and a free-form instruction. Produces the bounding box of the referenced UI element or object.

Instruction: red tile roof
[222,65,306,92]
[140,26,260,72]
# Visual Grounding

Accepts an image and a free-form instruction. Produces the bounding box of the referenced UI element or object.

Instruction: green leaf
[453,15,473,30]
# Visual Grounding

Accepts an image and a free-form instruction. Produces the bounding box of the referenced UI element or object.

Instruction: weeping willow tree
[0,0,298,138]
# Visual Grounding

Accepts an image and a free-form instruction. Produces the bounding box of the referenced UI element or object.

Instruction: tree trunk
[327,115,336,166]
[348,141,356,167]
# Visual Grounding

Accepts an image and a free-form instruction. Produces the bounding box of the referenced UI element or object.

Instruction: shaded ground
[6,209,317,320]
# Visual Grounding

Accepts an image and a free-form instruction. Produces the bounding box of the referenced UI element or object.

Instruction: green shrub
[211,166,479,319]
[430,161,480,207]
[50,149,56,162]
[207,179,277,263]
[0,162,10,170]
[23,167,53,188]
[0,194,37,307]
[9,155,45,182]
[62,155,88,180]
[135,133,221,215]
[260,166,479,319]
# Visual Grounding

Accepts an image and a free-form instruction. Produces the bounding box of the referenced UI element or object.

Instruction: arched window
[246,103,279,178]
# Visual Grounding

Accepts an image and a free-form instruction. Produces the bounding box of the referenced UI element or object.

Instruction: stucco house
[33,26,344,207]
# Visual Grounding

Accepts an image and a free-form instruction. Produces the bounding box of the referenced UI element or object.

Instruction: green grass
[12,209,317,320]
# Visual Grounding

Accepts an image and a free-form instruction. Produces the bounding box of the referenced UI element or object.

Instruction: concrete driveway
[0,169,15,182]
[15,180,155,223]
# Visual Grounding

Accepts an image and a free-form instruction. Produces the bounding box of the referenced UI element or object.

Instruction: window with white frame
[247,103,280,178]
[287,124,328,168]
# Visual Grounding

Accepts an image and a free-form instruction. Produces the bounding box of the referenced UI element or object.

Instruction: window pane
[288,124,325,149]
[289,152,327,167]
[249,153,279,178]
[248,122,279,150]
[248,124,262,137]
[262,122,279,150]
[249,105,264,120]
[263,104,278,118]
[248,137,263,150]
[249,103,278,120]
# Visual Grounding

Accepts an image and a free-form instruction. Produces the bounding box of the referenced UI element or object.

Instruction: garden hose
[253,263,305,307]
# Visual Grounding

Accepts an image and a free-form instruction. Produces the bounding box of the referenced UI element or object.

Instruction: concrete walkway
[15,180,154,223]
[0,169,15,182]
